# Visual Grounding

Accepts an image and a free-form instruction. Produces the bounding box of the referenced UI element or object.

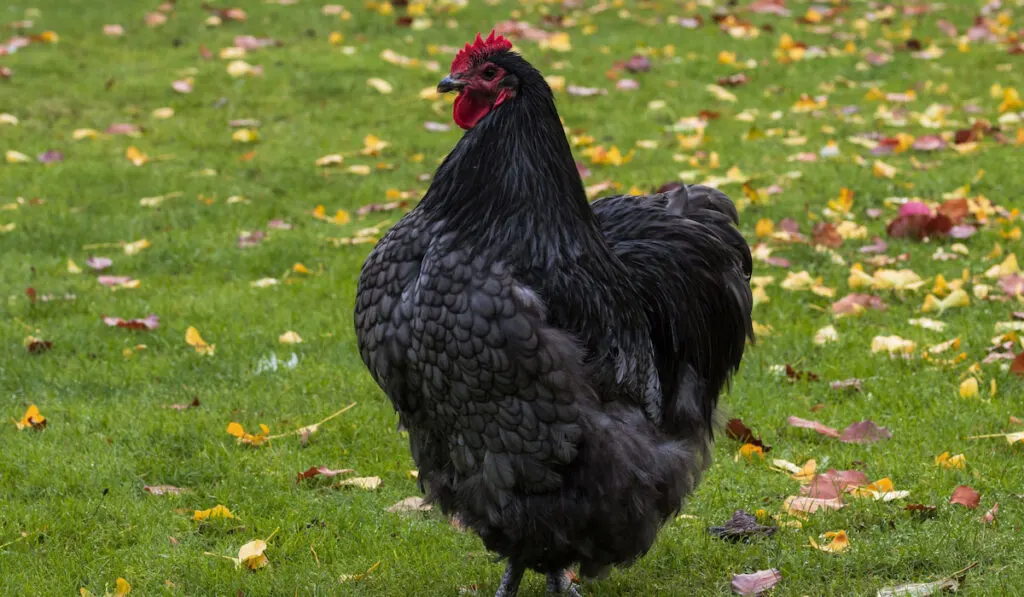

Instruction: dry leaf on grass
[949,485,980,509]
[336,476,381,490]
[731,568,782,595]
[386,496,432,513]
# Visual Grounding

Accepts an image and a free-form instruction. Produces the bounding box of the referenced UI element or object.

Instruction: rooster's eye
[481,66,499,80]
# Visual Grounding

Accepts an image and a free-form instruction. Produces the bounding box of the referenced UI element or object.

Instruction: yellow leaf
[985,254,1020,278]
[959,377,979,399]
[545,75,565,92]
[152,107,175,119]
[114,578,131,596]
[328,31,344,45]
[278,331,303,344]
[226,60,256,78]
[67,259,82,274]
[705,84,737,103]
[935,451,967,470]
[809,530,850,553]
[361,134,390,156]
[225,422,268,445]
[292,263,310,274]
[13,404,47,430]
[737,443,765,461]
[185,326,215,356]
[333,210,351,225]
[73,128,100,140]
[752,286,770,307]
[539,32,571,52]
[316,154,343,167]
[193,504,235,521]
[781,271,815,291]
[0,113,19,126]
[125,146,149,166]
[366,78,393,94]
[5,150,30,163]
[232,129,259,144]
[873,160,897,178]
[122,238,150,255]
[999,88,1024,113]
[236,539,269,569]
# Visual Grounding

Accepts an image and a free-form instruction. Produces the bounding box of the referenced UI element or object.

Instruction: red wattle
[453,92,492,130]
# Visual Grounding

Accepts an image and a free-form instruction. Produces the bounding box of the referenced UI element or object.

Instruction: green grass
[2,0,1024,595]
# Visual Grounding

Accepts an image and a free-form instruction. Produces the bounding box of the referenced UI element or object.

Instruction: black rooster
[355,32,753,596]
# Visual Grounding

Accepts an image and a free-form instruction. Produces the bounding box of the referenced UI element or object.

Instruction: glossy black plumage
[354,48,753,589]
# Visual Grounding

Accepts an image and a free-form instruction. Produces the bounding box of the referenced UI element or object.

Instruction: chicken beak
[437,75,466,93]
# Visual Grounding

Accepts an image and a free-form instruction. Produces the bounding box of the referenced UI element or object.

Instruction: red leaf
[950,485,980,509]
[787,416,840,438]
[1011,352,1024,377]
[296,466,355,483]
[97,276,132,287]
[839,420,892,444]
[105,123,141,136]
[732,569,782,596]
[725,418,771,451]
[624,55,651,73]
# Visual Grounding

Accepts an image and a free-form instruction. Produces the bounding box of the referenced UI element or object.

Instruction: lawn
[2,0,1023,595]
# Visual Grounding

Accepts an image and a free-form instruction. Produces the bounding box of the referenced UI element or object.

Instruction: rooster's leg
[494,562,524,597]
[546,571,582,596]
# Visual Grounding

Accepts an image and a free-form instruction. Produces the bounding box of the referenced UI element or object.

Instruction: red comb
[451,30,513,73]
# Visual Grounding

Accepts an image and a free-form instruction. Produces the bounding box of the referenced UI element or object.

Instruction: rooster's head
[438,31,519,130]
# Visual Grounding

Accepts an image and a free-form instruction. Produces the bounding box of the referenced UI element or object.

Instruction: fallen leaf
[949,485,980,509]
[144,485,186,496]
[839,420,892,444]
[13,404,46,430]
[725,418,770,451]
[336,476,381,490]
[809,530,850,553]
[235,539,269,570]
[731,569,782,596]
[981,502,998,524]
[801,470,868,500]
[386,496,432,513]
[102,315,159,330]
[86,256,113,270]
[185,326,215,356]
[226,422,269,446]
[193,504,235,521]
[296,466,354,483]
[708,510,777,541]
[278,331,303,344]
[788,416,840,439]
[784,495,845,516]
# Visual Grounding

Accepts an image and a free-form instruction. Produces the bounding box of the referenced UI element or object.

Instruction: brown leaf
[1012,353,1024,377]
[144,485,187,495]
[938,199,970,223]
[731,569,782,596]
[787,416,840,438]
[904,503,938,516]
[708,510,776,542]
[783,495,845,515]
[26,338,53,354]
[785,364,820,382]
[949,485,980,509]
[168,397,200,410]
[839,420,892,444]
[725,418,770,451]
[812,223,843,248]
[296,466,354,483]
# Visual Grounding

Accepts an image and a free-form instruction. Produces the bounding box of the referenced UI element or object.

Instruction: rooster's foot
[546,571,582,596]
[495,562,524,597]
